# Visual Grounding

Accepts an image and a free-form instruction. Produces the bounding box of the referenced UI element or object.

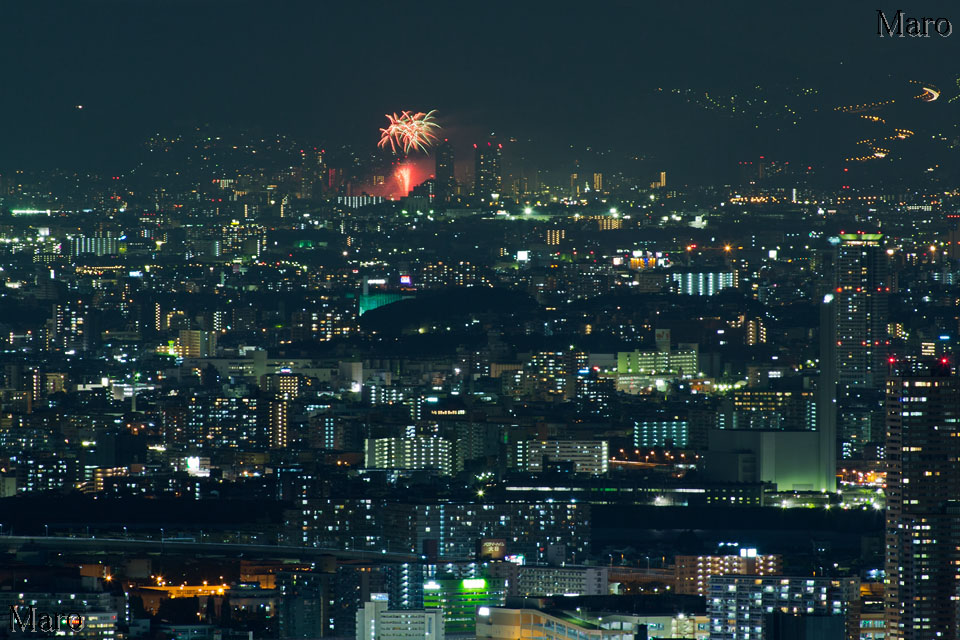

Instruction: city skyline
[3,3,960,640]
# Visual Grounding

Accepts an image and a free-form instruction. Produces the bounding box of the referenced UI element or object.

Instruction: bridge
[0,535,422,562]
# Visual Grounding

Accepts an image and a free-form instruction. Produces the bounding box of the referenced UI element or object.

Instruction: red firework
[394,164,412,195]
[379,110,440,154]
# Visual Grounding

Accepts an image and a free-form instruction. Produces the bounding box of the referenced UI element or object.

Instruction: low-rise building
[356,598,443,640]
[487,563,609,597]
[476,608,635,640]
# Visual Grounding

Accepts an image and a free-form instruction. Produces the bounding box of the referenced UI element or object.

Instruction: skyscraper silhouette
[434,139,455,203]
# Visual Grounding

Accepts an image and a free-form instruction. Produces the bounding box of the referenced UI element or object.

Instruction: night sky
[1,1,958,176]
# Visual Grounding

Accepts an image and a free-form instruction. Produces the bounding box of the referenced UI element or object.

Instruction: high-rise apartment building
[167,395,261,448]
[220,221,266,258]
[731,388,817,431]
[674,549,781,596]
[707,575,858,640]
[884,360,960,639]
[517,350,588,400]
[176,329,217,358]
[545,229,566,246]
[68,233,120,257]
[670,271,738,296]
[592,172,603,191]
[835,232,890,391]
[474,142,502,199]
[277,571,329,640]
[486,563,608,597]
[268,398,289,449]
[49,300,91,353]
[364,436,455,475]
[617,345,699,377]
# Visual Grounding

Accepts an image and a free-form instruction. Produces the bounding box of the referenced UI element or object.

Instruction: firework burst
[378,110,441,154]
[394,164,412,195]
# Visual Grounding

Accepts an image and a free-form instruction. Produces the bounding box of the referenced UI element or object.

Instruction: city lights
[2,6,957,638]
